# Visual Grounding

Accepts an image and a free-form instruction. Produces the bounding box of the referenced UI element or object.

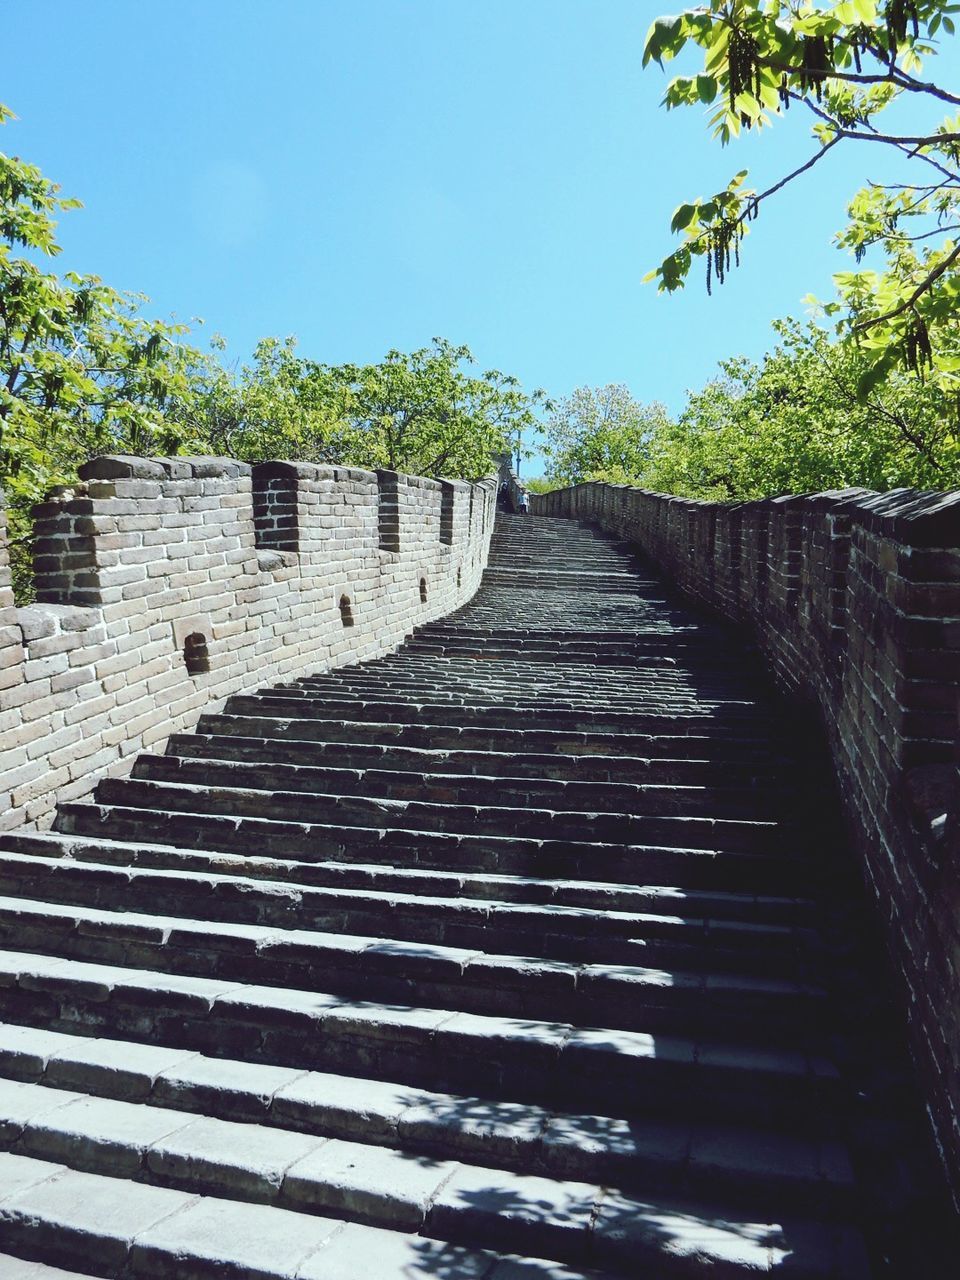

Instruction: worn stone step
[292,674,760,711]
[297,671,757,706]
[166,731,788,788]
[0,1077,867,1269]
[0,950,845,1127]
[416,624,726,645]
[0,895,829,1041]
[90,776,787,854]
[0,1152,642,1280]
[0,844,824,962]
[195,711,781,762]
[0,1022,856,1217]
[0,850,823,983]
[0,832,818,926]
[227,692,772,736]
[133,753,791,821]
[261,686,768,727]
[56,802,809,893]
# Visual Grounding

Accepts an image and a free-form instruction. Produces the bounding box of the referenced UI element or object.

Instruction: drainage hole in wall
[183,633,210,676]
[420,577,428,603]
[339,595,355,627]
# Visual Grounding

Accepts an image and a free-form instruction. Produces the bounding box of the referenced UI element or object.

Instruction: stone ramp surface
[0,512,946,1277]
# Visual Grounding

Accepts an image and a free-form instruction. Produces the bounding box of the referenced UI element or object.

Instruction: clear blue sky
[5,1,959,469]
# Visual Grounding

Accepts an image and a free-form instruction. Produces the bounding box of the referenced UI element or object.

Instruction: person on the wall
[518,490,529,515]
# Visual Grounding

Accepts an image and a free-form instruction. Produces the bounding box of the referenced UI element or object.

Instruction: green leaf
[670,203,697,232]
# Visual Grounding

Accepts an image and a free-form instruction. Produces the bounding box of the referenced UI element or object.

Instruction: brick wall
[1,455,496,832]
[533,480,960,1201]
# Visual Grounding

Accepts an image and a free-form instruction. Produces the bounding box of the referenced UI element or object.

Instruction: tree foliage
[538,321,960,498]
[540,384,672,486]
[643,1,960,399]
[646,317,959,497]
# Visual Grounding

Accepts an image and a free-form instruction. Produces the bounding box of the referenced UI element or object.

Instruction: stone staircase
[0,513,947,1278]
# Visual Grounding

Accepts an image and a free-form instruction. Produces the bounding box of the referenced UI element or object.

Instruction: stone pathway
[0,513,945,1277]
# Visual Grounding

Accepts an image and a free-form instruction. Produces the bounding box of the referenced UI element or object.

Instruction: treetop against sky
[5,0,958,431]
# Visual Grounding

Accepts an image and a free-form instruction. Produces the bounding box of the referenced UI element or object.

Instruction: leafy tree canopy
[643,1,960,399]
[540,384,672,486]
[538,321,959,497]
[645,316,959,497]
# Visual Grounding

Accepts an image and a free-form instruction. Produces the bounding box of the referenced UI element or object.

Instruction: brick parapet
[532,479,960,1200]
[1,455,496,833]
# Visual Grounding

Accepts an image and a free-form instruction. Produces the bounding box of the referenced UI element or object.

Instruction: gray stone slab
[433,1013,570,1058]
[688,1124,819,1184]
[298,1221,496,1279]
[398,1096,548,1163]
[0,1079,85,1142]
[44,1036,199,1101]
[282,1137,456,1229]
[214,985,340,1024]
[540,1113,689,1179]
[322,1001,454,1044]
[591,1191,787,1271]
[427,1166,599,1257]
[22,1092,192,1176]
[146,1113,325,1198]
[0,1024,79,1079]
[0,1163,191,1273]
[271,1070,427,1141]
[129,1193,343,1279]
[153,1054,309,1120]
[0,1151,67,1203]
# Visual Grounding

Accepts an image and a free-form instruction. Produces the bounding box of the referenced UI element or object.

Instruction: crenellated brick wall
[533,479,960,1201]
[1,455,497,833]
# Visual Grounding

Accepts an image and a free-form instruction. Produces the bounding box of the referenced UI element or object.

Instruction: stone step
[292,674,759,709]
[415,625,722,645]
[305,660,752,691]
[0,950,845,1127]
[0,895,829,1041]
[0,1022,856,1216]
[90,775,788,853]
[195,711,781,762]
[398,648,755,673]
[56,802,809,893]
[227,693,773,736]
[167,731,789,787]
[0,1076,866,1267]
[0,1152,642,1280]
[0,849,823,980]
[261,680,768,721]
[0,832,818,925]
[133,752,791,821]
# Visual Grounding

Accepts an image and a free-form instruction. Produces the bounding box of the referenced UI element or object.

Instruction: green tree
[643,317,960,497]
[318,340,548,480]
[541,384,672,485]
[643,2,960,398]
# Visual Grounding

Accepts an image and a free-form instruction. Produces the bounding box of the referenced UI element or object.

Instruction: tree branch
[854,240,960,330]
[759,54,960,106]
